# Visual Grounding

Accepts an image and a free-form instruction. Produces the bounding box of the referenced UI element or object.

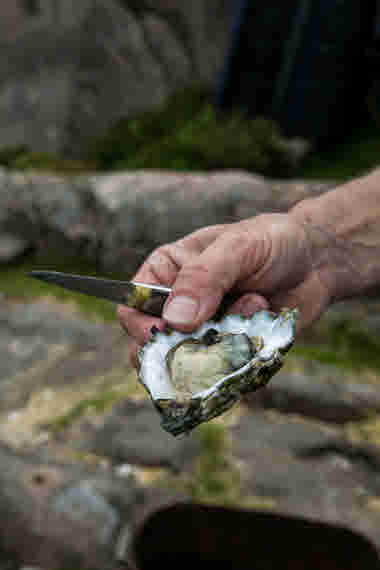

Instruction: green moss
[12,152,94,173]
[92,89,304,176]
[0,145,29,167]
[92,87,380,180]
[346,414,380,447]
[0,146,94,173]
[188,422,241,506]
[294,318,380,372]
[2,86,380,180]
[92,88,208,170]
[0,260,119,322]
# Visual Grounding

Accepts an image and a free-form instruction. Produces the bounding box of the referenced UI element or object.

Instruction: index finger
[118,225,227,344]
[134,225,226,286]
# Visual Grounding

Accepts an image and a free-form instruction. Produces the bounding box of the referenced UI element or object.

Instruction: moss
[293,318,380,373]
[188,422,241,506]
[0,146,94,173]
[92,88,304,176]
[92,87,380,180]
[11,152,95,173]
[346,415,380,447]
[0,145,29,167]
[2,86,379,179]
[92,88,208,170]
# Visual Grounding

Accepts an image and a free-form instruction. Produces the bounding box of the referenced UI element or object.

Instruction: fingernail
[163,296,199,325]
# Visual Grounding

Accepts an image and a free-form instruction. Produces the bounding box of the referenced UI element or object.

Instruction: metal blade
[29,271,171,317]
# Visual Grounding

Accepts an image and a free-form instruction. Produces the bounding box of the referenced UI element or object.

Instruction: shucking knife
[29,271,171,317]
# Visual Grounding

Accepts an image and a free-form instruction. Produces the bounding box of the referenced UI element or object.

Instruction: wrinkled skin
[118,212,331,368]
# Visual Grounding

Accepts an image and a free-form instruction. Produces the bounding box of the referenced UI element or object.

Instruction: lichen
[345,415,380,447]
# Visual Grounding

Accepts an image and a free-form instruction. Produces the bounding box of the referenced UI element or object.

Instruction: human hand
[118,211,332,368]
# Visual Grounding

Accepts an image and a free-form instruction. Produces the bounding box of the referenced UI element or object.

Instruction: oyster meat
[139,309,298,436]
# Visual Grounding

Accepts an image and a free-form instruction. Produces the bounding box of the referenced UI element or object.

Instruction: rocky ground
[1,168,380,568]
[0,293,380,569]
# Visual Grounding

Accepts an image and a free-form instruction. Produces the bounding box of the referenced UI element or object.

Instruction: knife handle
[125,283,239,320]
[125,283,171,317]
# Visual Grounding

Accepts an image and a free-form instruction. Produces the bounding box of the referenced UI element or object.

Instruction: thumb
[162,230,267,331]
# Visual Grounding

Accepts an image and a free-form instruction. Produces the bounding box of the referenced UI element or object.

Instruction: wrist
[290,171,380,303]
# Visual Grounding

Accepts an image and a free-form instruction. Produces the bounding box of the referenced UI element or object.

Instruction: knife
[29,270,171,317]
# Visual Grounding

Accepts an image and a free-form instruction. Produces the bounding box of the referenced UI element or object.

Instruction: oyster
[139,308,298,436]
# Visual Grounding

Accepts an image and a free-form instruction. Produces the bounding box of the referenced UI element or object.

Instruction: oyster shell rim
[138,308,298,436]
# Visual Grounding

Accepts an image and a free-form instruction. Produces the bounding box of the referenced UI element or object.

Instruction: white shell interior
[140,310,296,400]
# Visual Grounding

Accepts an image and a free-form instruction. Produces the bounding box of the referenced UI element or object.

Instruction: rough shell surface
[138,309,298,436]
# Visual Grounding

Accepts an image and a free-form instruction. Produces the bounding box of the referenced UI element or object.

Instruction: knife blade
[29,270,171,317]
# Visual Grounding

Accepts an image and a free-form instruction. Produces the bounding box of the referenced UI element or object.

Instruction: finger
[117,305,165,346]
[163,229,269,331]
[134,243,190,287]
[227,293,269,317]
[180,224,227,251]
[134,226,226,286]
[128,339,141,370]
[269,272,330,333]
[118,230,226,343]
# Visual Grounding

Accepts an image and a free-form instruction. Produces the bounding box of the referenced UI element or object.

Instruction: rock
[231,408,380,552]
[0,0,233,156]
[0,233,31,263]
[1,293,380,564]
[0,168,333,274]
[0,170,105,266]
[85,400,201,472]
[0,298,131,422]
[0,441,143,569]
[250,359,380,424]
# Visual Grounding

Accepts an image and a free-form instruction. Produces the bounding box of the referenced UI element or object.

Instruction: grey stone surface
[0,440,143,569]
[86,399,201,472]
[252,360,380,423]
[0,233,30,263]
[0,298,124,412]
[231,409,380,552]
[0,0,233,156]
[0,168,333,275]
[0,292,380,563]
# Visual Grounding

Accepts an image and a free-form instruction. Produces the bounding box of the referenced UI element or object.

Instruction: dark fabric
[216,0,377,143]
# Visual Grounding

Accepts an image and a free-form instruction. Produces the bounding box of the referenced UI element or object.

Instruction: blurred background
[1,1,380,569]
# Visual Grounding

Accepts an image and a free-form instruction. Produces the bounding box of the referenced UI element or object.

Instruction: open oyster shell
[138,308,298,436]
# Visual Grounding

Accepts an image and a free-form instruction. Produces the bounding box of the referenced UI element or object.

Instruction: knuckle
[146,244,172,266]
[149,243,179,266]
